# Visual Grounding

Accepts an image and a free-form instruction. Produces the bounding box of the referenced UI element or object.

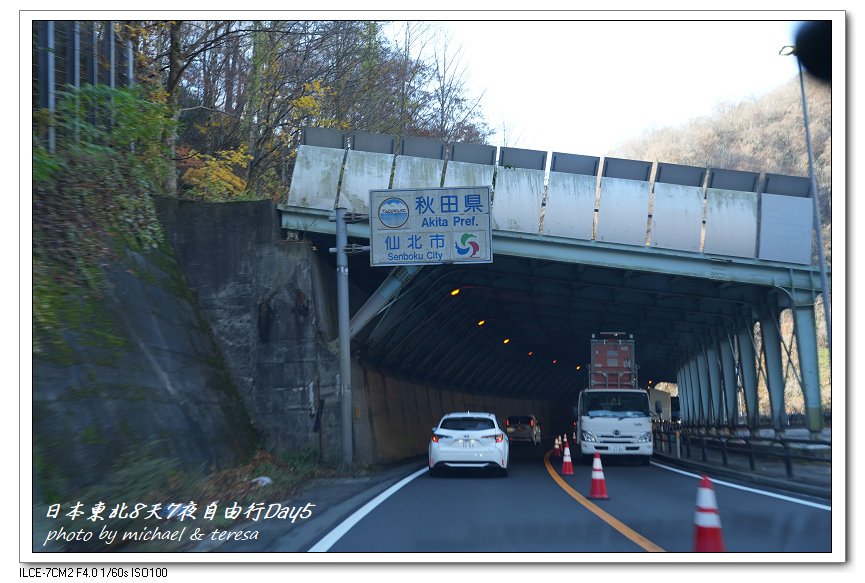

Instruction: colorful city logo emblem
[455,233,481,258]
[378,197,409,228]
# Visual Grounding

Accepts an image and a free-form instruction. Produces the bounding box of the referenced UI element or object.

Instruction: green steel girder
[278,205,825,292]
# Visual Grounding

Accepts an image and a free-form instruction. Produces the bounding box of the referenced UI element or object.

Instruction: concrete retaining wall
[156,198,569,466]
[33,238,257,501]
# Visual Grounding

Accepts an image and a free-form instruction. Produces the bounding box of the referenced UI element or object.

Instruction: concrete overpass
[278,127,829,445]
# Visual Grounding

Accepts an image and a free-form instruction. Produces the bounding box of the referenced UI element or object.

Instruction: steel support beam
[687,356,701,428]
[387,300,473,368]
[736,320,760,431]
[349,265,423,339]
[706,340,723,430]
[696,348,711,431]
[682,368,693,426]
[719,332,739,429]
[277,206,826,292]
[760,307,787,433]
[792,303,825,436]
[414,318,481,378]
[677,368,689,425]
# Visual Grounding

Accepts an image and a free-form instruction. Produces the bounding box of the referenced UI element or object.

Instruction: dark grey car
[505,415,541,445]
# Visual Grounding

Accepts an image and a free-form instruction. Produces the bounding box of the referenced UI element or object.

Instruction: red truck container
[589,332,638,390]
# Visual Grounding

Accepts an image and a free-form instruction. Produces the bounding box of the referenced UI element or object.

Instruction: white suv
[428,412,509,477]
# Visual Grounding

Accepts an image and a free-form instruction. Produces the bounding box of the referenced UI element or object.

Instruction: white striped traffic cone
[561,441,574,475]
[693,475,725,552]
[588,452,608,499]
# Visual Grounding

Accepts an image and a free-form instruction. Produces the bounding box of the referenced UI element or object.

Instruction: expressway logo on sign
[370,186,493,267]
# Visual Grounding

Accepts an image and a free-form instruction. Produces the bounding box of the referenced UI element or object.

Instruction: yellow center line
[543,450,665,552]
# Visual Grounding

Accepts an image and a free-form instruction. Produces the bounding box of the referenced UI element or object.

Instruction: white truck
[575,332,653,465]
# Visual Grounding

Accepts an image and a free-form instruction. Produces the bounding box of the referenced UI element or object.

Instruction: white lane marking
[651,461,831,511]
[307,467,429,552]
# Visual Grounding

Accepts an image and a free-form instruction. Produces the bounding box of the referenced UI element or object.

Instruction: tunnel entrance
[303,228,784,405]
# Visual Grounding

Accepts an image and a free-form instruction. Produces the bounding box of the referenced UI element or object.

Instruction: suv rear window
[441,417,495,431]
[507,416,533,425]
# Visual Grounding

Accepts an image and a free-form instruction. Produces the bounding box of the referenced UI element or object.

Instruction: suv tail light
[530,419,535,427]
[505,419,510,427]
[483,434,505,443]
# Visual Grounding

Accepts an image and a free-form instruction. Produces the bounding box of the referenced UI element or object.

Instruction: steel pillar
[760,306,787,433]
[792,302,825,436]
[706,340,723,430]
[696,347,712,431]
[686,357,700,428]
[719,332,739,429]
[349,265,423,339]
[736,319,760,431]
[760,307,787,433]
[335,208,353,467]
[681,366,693,426]
[676,372,688,425]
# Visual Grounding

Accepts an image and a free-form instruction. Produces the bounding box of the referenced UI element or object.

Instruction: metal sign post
[335,208,352,468]
[330,208,369,469]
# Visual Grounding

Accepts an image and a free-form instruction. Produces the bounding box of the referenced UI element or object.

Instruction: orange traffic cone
[693,475,725,552]
[553,436,561,457]
[561,441,574,475]
[589,453,608,499]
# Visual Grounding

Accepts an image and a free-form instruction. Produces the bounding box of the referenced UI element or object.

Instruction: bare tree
[426,35,489,143]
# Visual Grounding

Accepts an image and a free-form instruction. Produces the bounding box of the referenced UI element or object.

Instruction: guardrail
[651,425,831,480]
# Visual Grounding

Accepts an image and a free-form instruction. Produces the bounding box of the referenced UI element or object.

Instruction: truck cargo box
[589,332,637,390]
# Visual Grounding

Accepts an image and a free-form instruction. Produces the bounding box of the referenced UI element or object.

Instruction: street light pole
[330,208,371,468]
[335,207,353,468]
[781,46,832,359]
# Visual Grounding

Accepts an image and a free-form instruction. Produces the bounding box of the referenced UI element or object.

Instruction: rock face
[154,198,342,457]
[33,231,258,503]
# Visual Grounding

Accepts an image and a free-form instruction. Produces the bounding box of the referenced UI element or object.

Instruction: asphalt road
[322,442,831,554]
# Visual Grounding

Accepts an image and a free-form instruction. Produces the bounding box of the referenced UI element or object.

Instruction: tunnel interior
[305,230,772,404]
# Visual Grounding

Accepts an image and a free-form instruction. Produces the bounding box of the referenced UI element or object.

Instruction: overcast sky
[390,18,805,157]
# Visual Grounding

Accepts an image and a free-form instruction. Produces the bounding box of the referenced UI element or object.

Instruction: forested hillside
[611,76,831,266]
[611,77,833,416]
[129,20,490,202]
